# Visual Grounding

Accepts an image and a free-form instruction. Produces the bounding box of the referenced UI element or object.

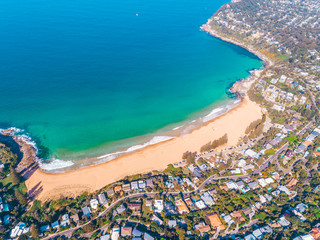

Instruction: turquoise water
[0,0,262,165]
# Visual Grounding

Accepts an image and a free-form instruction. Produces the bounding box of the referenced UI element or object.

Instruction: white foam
[173,125,183,130]
[202,107,224,122]
[40,159,74,171]
[234,99,241,104]
[127,136,173,151]
[97,136,173,161]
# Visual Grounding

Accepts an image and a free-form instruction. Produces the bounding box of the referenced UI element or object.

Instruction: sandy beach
[25,96,262,201]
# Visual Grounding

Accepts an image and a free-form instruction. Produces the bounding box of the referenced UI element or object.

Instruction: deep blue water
[0,0,262,165]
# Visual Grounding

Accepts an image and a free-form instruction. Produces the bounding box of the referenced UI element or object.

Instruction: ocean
[0,0,262,170]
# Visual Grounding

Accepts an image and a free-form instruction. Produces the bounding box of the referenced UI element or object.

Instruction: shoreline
[24,95,263,201]
[45,97,241,173]
[201,20,274,69]
[10,19,272,201]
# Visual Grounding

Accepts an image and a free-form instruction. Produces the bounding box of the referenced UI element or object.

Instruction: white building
[154,199,164,213]
[90,199,99,210]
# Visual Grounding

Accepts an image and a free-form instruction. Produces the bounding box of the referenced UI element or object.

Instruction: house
[60,214,70,227]
[295,143,307,153]
[195,221,211,235]
[278,216,291,227]
[199,164,208,171]
[242,208,254,217]
[207,213,225,230]
[175,199,189,214]
[265,177,274,184]
[310,225,320,239]
[4,215,10,225]
[293,234,316,240]
[265,194,273,202]
[146,179,154,189]
[145,199,153,207]
[131,181,139,190]
[90,199,99,210]
[100,234,110,240]
[260,225,273,234]
[114,186,122,194]
[184,198,194,208]
[132,228,142,237]
[245,234,256,240]
[40,224,50,233]
[287,178,298,188]
[195,200,206,210]
[236,180,245,189]
[154,199,164,213]
[244,149,260,159]
[200,192,215,206]
[138,180,146,189]
[272,189,280,197]
[258,179,268,187]
[106,188,114,197]
[144,232,155,240]
[168,220,177,228]
[230,168,241,174]
[188,165,202,178]
[165,201,176,215]
[221,213,234,225]
[259,195,267,204]
[255,202,262,210]
[272,172,281,181]
[115,204,126,215]
[70,214,79,225]
[241,186,251,193]
[98,193,108,205]
[122,184,131,193]
[238,159,247,168]
[151,214,163,225]
[231,210,245,222]
[252,228,263,239]
[165,181,174,188]
[295,203,308,213]
[51,221,59,229]
[121,226,132,237]
[10,223,30,239]
[128,202,142,212]
[82,206,91,218]
[248,181,260,190]
[278,185,291,195]
[111,227,120,240]
[226,181,238,190]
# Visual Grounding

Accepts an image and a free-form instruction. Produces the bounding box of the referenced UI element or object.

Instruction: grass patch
[285,134,297,143]
[265,149,275,156]
[18,182,27,194]
[1,174,15,189]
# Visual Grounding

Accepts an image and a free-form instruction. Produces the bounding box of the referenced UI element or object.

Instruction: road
[297,117,315,137]
[253,142,289,175]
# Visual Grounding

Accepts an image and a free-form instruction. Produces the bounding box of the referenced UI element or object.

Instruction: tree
[30,224,40,239]
[82,222,96,233]
[182,151,195,165]
[10,165,20,185]
[14,189,28,205]
[18,234,28,240]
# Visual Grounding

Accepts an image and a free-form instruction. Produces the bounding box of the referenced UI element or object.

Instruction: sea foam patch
[40,159,74,171]
[97,135,173,162]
